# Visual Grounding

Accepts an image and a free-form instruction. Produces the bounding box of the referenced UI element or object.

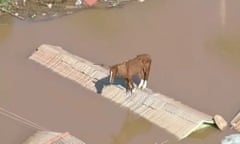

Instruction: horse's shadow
[95,75,141,94]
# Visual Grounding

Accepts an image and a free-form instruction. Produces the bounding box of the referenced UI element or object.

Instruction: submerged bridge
[29,44,217,140]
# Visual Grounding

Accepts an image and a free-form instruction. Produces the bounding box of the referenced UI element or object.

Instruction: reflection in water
[211,34,240,68]
[0,15,13,24]
[69,9,124,39]
[111,111,152,144]
[0,15,13,43]
[220,0,226,27]
[187,125,219,140]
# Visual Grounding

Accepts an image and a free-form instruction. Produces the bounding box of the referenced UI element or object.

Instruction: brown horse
[109,54,151,92]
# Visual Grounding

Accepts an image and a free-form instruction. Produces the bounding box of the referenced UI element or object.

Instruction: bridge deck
[29,44,215,139]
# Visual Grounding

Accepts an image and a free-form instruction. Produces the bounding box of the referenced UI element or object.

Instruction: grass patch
[0,0,10,4]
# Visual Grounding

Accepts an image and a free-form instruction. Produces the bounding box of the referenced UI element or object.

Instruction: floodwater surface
[0,0,240,144]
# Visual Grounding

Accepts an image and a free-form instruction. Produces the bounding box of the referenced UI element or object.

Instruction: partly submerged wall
[22,131,86,144]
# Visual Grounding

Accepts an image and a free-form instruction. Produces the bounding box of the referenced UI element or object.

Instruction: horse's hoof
[138,79,144,88]
[142,81,147,89]
[131,88,137,93]
[126,91,132,96]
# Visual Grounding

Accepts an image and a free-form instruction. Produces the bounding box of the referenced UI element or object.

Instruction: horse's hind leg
[124,78,132,93]
[125,78,136,94]
[129,79,136,93]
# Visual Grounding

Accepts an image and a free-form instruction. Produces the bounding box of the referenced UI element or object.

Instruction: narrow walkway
[29,44,216,139]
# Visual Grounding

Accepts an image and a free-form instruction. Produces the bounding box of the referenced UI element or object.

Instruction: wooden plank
[231,112,240,132]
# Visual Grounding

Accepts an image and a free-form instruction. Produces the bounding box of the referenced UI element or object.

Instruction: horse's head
[136,54,151,70]
[136,54,151,64]
[109,65,118,84]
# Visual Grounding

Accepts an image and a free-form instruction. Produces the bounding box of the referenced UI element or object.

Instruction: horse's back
[137,53,151,58]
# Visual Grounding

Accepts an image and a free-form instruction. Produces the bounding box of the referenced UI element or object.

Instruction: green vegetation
[0,0,23,20]
[0,0,10,4]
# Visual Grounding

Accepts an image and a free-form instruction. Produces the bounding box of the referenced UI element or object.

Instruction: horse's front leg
[138,79,144,89]
[138,72,148,89]
[142,77,148,89]
[138,70,145,89]
[142,61,151,89]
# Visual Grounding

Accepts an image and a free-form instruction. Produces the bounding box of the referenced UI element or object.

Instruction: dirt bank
[0,0,140,21]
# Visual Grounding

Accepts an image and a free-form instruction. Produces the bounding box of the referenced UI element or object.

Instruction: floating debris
[30,14,36,19]
[109,1,120,7]
[75,0,82,6]
[213,114,228,131]
[47,3,53,9]
[221,134,240,144]
[23,0,26,6]
[0,0,136,21]
[0,7,25,20]
[84,0,98,6]
[231,112,240,132]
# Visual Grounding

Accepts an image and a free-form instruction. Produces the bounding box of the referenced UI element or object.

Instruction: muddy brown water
[0,0,240,144]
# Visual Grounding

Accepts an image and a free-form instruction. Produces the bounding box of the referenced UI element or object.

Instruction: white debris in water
[23,0,26,6]
[75,0,82,6]
[221,134,240,144]
[47,3,53,9]
[138,0,145,2]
